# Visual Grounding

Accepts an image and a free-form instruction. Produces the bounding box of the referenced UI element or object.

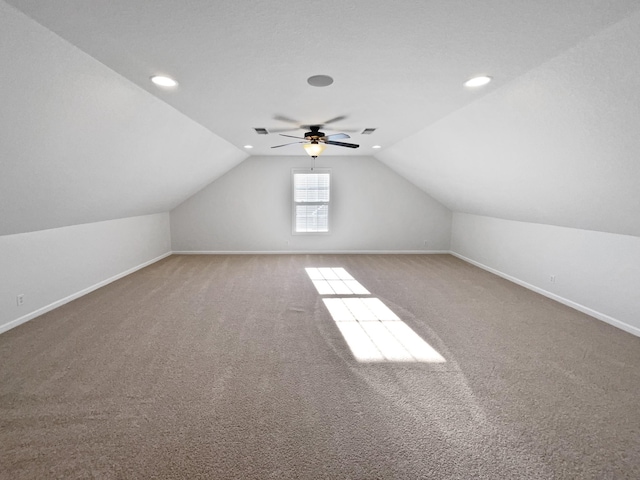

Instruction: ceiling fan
[269,115,359,156]
[271,125,360,155]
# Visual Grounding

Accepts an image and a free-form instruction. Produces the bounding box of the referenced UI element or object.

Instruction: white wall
[171,156,452,252]
[0,213,171,334]
[451,213,640,335]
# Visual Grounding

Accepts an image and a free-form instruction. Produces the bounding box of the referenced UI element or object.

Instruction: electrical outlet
[550,275,556,284]
[16,294,24,306]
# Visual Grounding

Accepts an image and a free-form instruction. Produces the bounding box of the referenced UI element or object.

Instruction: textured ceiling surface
[6,0,640,156]
[378,8,640,236]
[0,1,247,235]
[3,0,640,237]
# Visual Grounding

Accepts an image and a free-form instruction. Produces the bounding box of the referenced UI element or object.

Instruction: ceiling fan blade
[279,134,306,139]
[325,133,350,140]
[330,127,360,133]
[273,114,301,125]
[271,141,304,148]
[323,140,360,148]
[308,125,359,134]
[323,115,347,125]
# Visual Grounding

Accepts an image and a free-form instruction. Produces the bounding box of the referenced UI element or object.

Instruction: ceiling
[3,0,640,239]
[6,0,640,157]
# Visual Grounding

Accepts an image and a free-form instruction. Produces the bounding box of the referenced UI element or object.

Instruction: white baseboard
[450,251,640,338]
[0,251,172,335]
[172,250,450,255]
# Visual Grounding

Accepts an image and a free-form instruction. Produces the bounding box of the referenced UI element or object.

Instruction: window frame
[291,168,332,235]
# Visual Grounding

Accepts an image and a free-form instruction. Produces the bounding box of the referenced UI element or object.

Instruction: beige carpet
[1,254,639,479]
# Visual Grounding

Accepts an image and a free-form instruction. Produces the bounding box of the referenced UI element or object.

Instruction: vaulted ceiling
[2,0,640,236]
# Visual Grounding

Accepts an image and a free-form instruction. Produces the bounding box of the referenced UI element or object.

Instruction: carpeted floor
[1,254,639,479]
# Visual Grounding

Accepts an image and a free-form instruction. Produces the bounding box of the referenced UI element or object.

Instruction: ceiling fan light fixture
[150,75,178,88]
[303,142,327,157]
[464,75,492,87]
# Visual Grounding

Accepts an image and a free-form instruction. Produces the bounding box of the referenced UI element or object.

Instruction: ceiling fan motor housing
[305,125,324,140]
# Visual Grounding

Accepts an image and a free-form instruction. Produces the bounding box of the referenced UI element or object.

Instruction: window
[292,169,331,234]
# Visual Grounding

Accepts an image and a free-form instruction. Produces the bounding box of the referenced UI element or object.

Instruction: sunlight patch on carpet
[305,267,370,295]
[323,298,445,363]
[307,267,445,363]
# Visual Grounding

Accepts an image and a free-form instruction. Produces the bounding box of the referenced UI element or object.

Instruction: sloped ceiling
[0,1,247,235]
[377,9,640,237]
[5,0,639,155]
[3,0,640,237]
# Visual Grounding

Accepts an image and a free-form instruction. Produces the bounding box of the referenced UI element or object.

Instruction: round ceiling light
[464,76,492,87]
[243,145,253,149]
[150,75,178,88]
[372,145,382,149]
[307,75,334,87]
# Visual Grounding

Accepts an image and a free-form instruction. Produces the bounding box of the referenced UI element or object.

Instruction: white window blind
[292,170,331,233]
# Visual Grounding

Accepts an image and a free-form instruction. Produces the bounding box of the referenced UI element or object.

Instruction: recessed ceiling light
[372,145,382,149]
[150,75,178,88]
[244,145,253,149]
[307,75,334,87]
[464,76,492,87]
